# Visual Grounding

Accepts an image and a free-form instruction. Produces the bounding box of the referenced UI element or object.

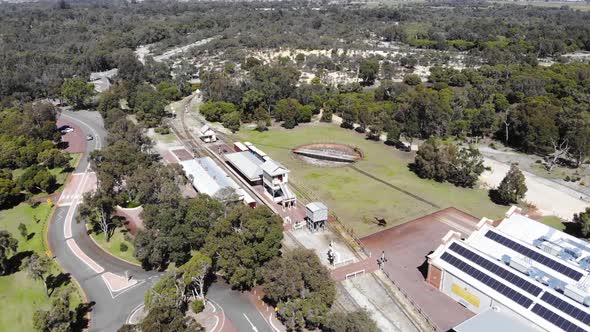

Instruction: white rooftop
[454,308,542,332]
[179,157,245,199]
[199,124,215,137]
[224,151,263,181]
[261,159,289,176]
[429,209,590,332]
[306,202,327,212]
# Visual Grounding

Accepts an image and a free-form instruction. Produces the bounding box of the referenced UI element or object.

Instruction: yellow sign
[46,250,53,258]
[47,198,52,205]
[451,283,480,307]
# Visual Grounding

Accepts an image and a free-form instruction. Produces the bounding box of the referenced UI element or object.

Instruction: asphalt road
[49,110,277,332]
[208,282,275,332]
[49,110,160,332]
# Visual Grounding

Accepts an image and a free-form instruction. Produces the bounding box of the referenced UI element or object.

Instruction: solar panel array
[441,252,533,308]
[532,304,587,332]
[448,242,543,297]
[485,230,584,281]
[541,292,590,326]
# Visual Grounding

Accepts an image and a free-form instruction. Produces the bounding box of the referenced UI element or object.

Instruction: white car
[60,126,74,134]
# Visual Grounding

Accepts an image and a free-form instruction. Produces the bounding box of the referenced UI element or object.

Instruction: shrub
[120,243,128,252]
[565,176,571,182]
[155,126,170,135]
[403,74,422,86]
[191,300,205,313]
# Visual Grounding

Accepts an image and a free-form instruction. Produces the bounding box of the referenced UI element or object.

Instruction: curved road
[49,110,160,331]
[49,110,278,332]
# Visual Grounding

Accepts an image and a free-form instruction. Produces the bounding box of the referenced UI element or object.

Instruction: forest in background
[2,0,590,102]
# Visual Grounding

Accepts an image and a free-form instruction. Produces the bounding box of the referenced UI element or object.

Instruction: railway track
[168,93,264,206]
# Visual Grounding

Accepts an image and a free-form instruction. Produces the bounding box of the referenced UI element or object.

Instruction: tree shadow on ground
[26,232,36,240]
[46,272,71,296]
[72,301,95,332]
[4,250,34,275]
[56,141,70,151]
[488,189,510,205]
[563,221,582,238]
[0,193,27,210]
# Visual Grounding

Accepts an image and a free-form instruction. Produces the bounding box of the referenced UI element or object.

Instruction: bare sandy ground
[479,158,589,220]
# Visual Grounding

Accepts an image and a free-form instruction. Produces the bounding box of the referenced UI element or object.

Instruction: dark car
[394,140,411,152]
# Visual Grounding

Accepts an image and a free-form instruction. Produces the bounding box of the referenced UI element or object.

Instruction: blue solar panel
[541,292,590,326]
[531,303,587,332]
[441,252,533,308]
[485,230,584,281]
[449,242,542,296]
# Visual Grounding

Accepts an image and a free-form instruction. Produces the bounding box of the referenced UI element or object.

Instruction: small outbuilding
[198,125,217,143]
[305,202,328,232]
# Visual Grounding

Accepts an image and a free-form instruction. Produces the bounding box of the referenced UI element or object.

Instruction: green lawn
[236,123,507,237]
[12,152,83,197]
[539,216,567,232]
[0,202,81,331]
[90,227,140,266]
[153,132,177,144]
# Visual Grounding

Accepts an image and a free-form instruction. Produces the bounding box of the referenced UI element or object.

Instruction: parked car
[59,125,74,133]
[86,134,93,141]
[394,140,411,152]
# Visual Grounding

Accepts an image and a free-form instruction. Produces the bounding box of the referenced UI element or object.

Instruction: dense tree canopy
[262,248,336,330]
[413,139,485,188]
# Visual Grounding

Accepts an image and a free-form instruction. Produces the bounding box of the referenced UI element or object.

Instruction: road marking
[206,302,220,332]
[63,171,90,239]
[101,272,139,293]
[252,296,280,332]
[127,304,145,324]
[60,113,103,150]
[66,239,104,273]
[209,299,226,332]
[268,313,281,332]
[208,301,216,313]
[105,278,145,300]
[242,313,259,332]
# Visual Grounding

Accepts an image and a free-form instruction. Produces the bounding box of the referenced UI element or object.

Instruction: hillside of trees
[2,0,590,103]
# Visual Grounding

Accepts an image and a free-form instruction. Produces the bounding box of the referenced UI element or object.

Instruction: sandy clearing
[480,158,589,220]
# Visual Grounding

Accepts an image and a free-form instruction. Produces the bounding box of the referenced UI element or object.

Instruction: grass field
[90,227,140,266]
[539,215,567,232]
[11,153,83,197]
[0,202,81,331]
[236,123,507,237]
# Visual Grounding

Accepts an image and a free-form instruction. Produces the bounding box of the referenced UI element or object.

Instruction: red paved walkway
[172,148,193,161]
[115,206,143,235]
[57,118,87,153]
[360,208,478,332]
[330,258,378,281]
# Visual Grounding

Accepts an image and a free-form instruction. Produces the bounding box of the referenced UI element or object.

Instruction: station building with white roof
[428,206,590,332]
[223,142,297,208]
[179,156,255,207]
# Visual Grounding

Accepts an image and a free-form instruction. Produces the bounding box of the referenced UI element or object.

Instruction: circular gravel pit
[292,143,363,167]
